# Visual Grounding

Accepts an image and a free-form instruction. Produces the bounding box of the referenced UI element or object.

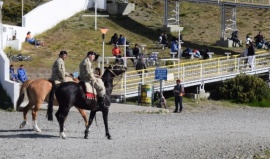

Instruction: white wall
[2,0,107,50]
[0,50,19,109]
[22,0,90,36]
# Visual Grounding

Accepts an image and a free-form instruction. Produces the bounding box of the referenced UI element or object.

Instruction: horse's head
[102,64,127,94]
[103,64,127,78]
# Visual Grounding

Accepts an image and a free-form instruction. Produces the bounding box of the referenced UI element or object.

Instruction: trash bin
[141,84,152,104]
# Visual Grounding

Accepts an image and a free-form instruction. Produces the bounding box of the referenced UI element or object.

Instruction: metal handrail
[113,51,270,98]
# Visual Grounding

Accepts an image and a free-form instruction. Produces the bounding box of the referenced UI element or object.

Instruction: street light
[100,28,109,74]
[0,1,4,50]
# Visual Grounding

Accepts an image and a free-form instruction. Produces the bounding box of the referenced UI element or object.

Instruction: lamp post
[0,1,4,50]
[100,28,109,74]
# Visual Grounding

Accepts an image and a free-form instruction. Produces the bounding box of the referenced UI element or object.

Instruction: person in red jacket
[112,45,122,64]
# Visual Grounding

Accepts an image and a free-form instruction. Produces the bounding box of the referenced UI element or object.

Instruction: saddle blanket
[85,82,97,99]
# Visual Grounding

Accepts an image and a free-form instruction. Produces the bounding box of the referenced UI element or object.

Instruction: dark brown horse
[16,78,88,132]
[47,65,127,139]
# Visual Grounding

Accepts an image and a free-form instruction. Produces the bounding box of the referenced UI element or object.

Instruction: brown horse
[16,78,88,132]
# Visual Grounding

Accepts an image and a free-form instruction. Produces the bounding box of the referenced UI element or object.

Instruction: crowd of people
[9,29,267,114]
[230,30,270,49]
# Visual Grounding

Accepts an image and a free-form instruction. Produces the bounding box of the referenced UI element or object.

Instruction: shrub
[213,74,270,104]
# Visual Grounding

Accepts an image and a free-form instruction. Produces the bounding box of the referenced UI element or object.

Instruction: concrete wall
[107,3,135,15]
[0,50,19,109]
[22,0,90,35]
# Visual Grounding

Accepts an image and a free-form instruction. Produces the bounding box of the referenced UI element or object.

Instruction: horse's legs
[84,111,96,139]
[101,107,111,140]
[76,107,88,127]
[19,102,33,129]
[31,103,42,132]
[55,107,70,139]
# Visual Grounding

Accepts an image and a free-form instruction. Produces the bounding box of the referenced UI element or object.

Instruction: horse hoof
[60,132,67,139]
[34,128,42,132]
[107,135,112,140]
[19,121,27,129]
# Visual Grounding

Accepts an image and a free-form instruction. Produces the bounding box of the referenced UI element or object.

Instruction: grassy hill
[5,1,270,78]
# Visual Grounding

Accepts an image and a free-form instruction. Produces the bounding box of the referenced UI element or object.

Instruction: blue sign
[155,68,167,80]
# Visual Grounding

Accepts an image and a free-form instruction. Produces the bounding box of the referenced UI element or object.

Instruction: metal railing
[112,52,270,98]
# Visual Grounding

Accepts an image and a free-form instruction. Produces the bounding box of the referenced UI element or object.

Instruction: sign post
[155,68,167,107]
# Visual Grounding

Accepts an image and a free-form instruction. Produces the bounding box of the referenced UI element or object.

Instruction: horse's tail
[47,79,55,121]
[16,80,33,111]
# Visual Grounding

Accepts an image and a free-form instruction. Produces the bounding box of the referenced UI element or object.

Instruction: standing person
[51,51,72,83]
[173,79,184,113]
[17,65,28,83]
[79,51,106,108]
[242,42,249,68]
[135,57,147,79]
[125,46,134,64]
[133,44,141,59]
[247,41,256,70]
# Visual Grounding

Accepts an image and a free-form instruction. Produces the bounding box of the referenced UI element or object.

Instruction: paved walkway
[21,101,168,113]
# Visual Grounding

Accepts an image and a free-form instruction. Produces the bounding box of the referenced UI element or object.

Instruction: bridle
[103,64,126,87]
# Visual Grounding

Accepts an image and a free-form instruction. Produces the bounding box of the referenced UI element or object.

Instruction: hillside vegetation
[4,0,270,78]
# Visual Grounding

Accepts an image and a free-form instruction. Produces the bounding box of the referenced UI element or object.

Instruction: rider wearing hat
[79,51,105,108]
[51,51,71,83]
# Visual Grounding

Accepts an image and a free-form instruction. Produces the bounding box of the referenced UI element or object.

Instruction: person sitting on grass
[25,31,45,47]
[9,65,19,82]
[17,65,28,83]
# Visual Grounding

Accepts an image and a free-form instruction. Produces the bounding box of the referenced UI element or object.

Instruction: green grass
[248,100,270,108]
[5,1,269,73]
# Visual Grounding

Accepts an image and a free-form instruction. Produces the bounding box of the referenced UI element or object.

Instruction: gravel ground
[0,106,270,159]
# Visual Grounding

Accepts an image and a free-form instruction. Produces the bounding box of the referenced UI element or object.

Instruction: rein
[103,68,125,87]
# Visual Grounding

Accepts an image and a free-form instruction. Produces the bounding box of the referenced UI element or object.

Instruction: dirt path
[0,105,269,159]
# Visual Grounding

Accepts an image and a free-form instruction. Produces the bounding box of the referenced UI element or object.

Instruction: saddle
[84,82,97,100]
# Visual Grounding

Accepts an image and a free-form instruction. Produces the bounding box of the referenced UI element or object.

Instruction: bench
[170,52,177,58]
[152,42,164,50]
[225,52,231,59]
[151,51,159,54]
[160,58,179,66]
[207,52,214,59]
[140,44,146,51]
[104,56,136,64]
[189,52,194,60]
